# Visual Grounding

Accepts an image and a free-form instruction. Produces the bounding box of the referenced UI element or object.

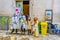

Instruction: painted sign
[0,16,9,30]
[45,10,53,23]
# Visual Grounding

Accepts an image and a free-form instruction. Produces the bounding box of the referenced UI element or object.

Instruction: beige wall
[0,0,16,29]
[30,0,60,23]
[30,0,53,21]
[0,0,16,16]
[53,0,60,23]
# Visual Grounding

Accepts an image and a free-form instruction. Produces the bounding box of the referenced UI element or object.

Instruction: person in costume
[11,14,19,33]
[28,17,32,35]
[33,17,39,37]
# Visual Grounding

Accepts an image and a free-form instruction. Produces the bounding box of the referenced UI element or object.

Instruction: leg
[16,29,18,33]
[21,25,23,34]
[28,29,29,35]
[21,29,23,34]
[11,29,14,33]
[24,28,25,34]
[28,29,31,35]
[30,30,31,35]
[29,30,31,35]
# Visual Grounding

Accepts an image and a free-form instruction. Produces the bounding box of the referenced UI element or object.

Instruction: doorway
[23,1,29,20]
[15,0,29,20]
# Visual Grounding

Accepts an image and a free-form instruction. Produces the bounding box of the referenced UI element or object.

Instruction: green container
[38,22,41,34]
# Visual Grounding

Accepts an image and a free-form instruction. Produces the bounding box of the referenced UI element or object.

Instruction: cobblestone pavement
[9,34,60,40]
[0,30,60,40]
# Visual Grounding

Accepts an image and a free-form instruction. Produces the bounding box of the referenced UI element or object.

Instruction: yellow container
[41,22,48,35]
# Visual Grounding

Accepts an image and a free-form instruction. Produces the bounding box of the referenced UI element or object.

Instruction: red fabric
[16,8,18,12]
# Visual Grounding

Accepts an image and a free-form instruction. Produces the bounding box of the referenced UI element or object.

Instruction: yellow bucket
[41,22,48,35]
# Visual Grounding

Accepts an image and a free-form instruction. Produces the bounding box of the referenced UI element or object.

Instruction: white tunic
[23,22,27,30]
[19,19,23,28]
[12,16,19,29]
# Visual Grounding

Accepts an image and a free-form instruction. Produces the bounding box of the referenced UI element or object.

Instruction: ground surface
[0,30,60,40]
